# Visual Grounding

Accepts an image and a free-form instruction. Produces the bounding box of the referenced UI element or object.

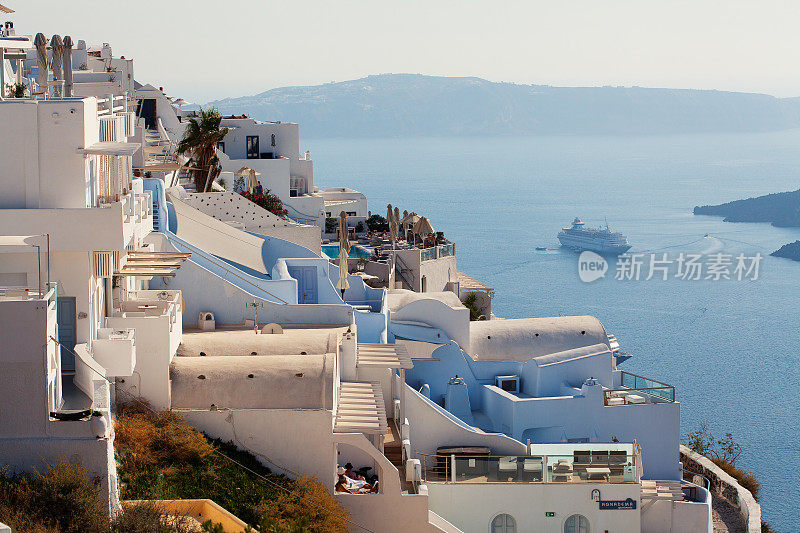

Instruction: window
[246,136,259,159]
[491,514,516,533]
[271,133,276,147]
[216,141,225,153]
[564,514,589,533]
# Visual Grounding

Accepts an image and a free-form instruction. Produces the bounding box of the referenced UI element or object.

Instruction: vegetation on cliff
[693,189,800,227]
[114,401,350,531]
[770,240,800,261]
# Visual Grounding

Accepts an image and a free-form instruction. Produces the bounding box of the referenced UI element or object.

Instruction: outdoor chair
[497,456,518,481]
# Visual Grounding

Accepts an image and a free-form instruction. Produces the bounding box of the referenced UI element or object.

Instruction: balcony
[92,327,136,377]
[106,289,183,365]
[603,371,675,406]
[417,444,640,485]
[420,243,455,262]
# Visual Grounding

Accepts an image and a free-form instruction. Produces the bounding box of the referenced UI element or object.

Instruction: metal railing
[603,371,675,405]
[416,452,639,484]
[393,252,414,289]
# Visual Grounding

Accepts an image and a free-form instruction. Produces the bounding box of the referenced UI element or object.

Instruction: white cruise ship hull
[558,234,632,255]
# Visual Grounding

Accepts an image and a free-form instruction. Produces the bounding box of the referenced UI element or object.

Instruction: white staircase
[641,479,685,501]
[334,381,388,434]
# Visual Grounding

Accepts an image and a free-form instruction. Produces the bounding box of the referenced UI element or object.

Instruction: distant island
[206,74,800,138]
[771,241,800,261]
[693,189,800,227]
[694,190,800,261]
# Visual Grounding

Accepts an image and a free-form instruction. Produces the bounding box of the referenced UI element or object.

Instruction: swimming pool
[322,245,373,259]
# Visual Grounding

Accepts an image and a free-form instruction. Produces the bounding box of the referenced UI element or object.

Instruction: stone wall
[680,444,761,532]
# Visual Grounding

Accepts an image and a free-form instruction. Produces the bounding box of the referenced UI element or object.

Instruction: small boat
[535,246,547,251]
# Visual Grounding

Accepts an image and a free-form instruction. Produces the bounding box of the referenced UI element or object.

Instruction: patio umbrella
[235,166,260,190]
[401,212,420,242]
[386,204,395,241]
[34,33,48,97]
[387,204,396,287]
[413,216,435,246]
[336,211,350,298]
[62,36,73,97]
[50,35,63,97]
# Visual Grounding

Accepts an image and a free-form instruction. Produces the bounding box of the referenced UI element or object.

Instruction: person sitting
[335,474,353,493]
[344,463,365,481]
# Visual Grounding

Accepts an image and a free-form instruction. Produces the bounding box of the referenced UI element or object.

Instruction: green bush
[463,291,484,321]
[366,214,388,232]
[325,217,338,234]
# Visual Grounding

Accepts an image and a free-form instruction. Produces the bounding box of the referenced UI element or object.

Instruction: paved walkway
[713,495,747,533]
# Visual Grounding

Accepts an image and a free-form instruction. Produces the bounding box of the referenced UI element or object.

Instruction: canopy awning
[334,381,388,434]
[134,162,182,172]
[78,142,141,156]
[0,235,45,247]
[127,251,191,259]
[114,267,178,277]
[115,251,190,277]
[356,343,413,369]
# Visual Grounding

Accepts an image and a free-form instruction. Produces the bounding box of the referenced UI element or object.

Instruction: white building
[214,117,369,228]
[0,39,182,508]
[0,24,711,533]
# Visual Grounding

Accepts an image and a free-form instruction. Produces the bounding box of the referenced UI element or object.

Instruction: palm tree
[176,107,229,192]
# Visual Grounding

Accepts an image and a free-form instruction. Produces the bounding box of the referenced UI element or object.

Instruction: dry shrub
[115,400,211,469]
[0,458,107,533]
[257,475,350,533]
[711,458,761,500]
[111,502,197,533]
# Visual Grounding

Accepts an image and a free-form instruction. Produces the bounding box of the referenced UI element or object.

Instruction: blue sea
[309,131,800,530]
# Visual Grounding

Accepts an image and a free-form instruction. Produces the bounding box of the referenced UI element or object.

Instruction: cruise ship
[558,218,632,254]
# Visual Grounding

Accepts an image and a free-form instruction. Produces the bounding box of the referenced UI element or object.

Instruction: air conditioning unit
[495,375,519,394]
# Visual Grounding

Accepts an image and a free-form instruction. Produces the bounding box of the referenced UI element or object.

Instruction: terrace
[603,370,675,406]
[416,443,640,485]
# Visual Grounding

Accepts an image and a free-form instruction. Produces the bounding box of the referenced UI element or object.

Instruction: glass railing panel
[420,247,436,262]
[418,454,638,484]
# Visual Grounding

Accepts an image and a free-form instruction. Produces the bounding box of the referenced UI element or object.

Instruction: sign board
[599,498,637,510]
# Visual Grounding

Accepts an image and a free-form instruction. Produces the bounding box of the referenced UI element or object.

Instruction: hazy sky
[8,0,800,103]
